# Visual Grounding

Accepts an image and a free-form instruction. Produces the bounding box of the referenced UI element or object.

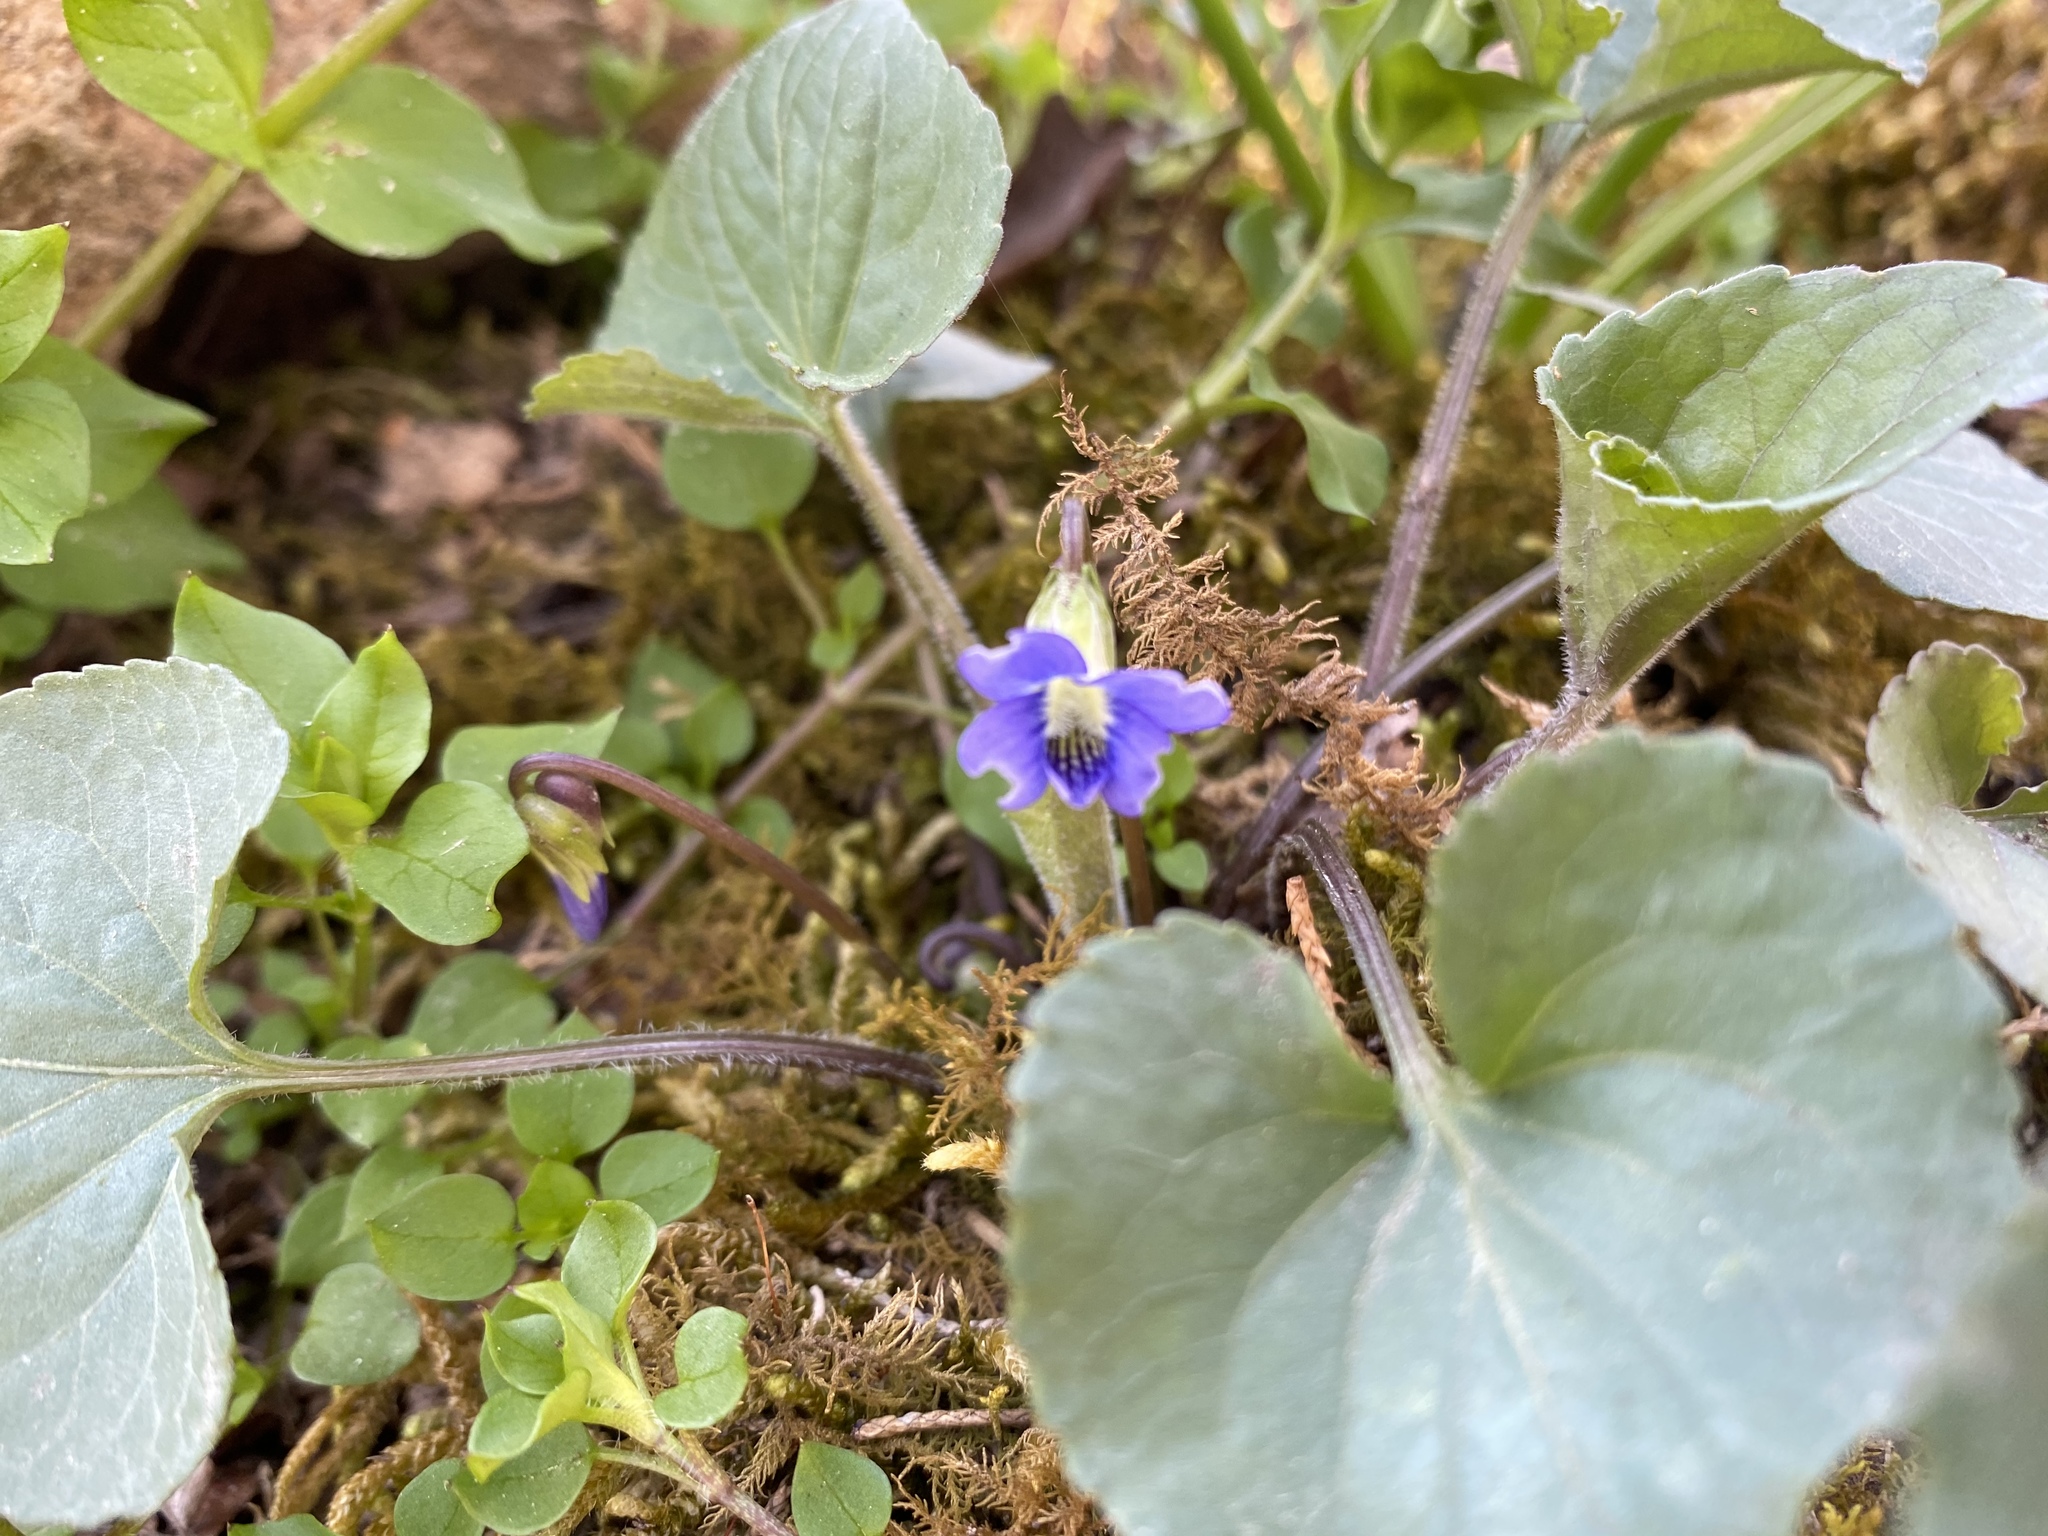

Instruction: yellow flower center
[1043,677,1112,782]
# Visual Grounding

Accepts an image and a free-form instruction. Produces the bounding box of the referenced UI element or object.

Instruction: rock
[0,0,686,336]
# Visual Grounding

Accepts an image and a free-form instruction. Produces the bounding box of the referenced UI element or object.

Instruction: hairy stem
[597,1433,796,1536]
[247,1026,944,1096]
[602,617,920,939]
[823,398,977,666]
[1277,821,1444,1108]
[72,164,243,354]
[513,751,901,982]
[1207,556,1558,914]
[1355,152,1563,688]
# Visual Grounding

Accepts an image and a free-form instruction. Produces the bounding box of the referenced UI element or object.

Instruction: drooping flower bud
[517,770,610,943]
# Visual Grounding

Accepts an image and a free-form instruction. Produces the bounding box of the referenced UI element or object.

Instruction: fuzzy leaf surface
[598,0,1007,418]
[0,660,288,1523]
[1581,0,1928,128]
[1538,263,2048,706]
[64,0,271,164]
[266,67,611,264]
[1823,428,2048,619]
[1008,731,2022,1536]
[1899,1196,2048,1536]
[1863,642,2048,999]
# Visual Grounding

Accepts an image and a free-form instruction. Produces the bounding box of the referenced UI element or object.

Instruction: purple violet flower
[549,872,610,944]
[957,628,1231,816]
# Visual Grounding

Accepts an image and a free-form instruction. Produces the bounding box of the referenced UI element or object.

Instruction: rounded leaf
[394,1460,483,1536]
[792,1442,892,1536]
[598,1130,719,1223]
[505,1015,633,1160]
[450,1422,592,1535]
[291,1263,421,1386]
[561,1199,658,1325]
[662,425,818,530]
[370,1173,519,1301]
[654,1306,750,1428]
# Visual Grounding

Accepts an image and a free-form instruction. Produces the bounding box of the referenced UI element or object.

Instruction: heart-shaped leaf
[1008,730,2023,1536]
[264,67,611,264]
[0,659,287,1523]
[64,0,272,165]
[1863,642,2048,999]
[1823,428,2048,620]
[597,0,1008,423]
[1538,263,2048,713]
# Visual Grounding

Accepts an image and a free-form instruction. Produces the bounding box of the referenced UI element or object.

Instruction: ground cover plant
[9,0,2048,1533]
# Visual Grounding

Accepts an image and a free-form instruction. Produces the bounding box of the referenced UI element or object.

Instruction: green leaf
[1823,428,2048,620]
[291,1263,422,1386]
[516,1160,597,1259]
[346,779,529,945]
[465,1370,590,1479]
[277,1176,375,1289]
[598,1129,720,1224]
[316,1035,430,1148]
[292,629,430,817]
[0,376,91,564]
[792,1443,892,1536]
[173,577,350,735]
[526,349,808,433]
[836,562,885,627]
[1319,0,1397,76]
[561,1199,658,1327]
[394,1461,484,1536]
[345,1144,445,1228]
[1223,203,1343,351]
[1538,263,2048,710]
[1007,731,2024,1536]
[598,0,1008,420]
[1367,42,1580,164]
[653,1306,749,1429]
[0,603,54,659]
[15,337,211,506]
[1897,1196,2048,1536]
[506,1015,634,1162]
[0,659,287,1524]
[63,0,271,164]
[449,1423,592,1535]
[440,712,620,801]
[678,680,754,783]
[1862,642,2048,999]
[370,1173,520,1301]
[406,951,556,1055]
[265,67,611,264]
[507,122,660,222]
[1,479,240,615]
[1584,0,1928,130]
[942,754,1029,868]
[486,1295,569,1396]
[661,426,818,532]
[0,227,68,384]
[1245,355,1388,519]
[1149,839,1210,895]
[1494,0,1617,89]
[230,1518,334,1536]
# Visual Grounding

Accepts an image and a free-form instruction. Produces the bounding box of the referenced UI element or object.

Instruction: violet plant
[8,0,2048,1533]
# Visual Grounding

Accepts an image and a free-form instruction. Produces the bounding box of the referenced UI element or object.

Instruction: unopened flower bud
[1025,499,1116,676]
[518,770,610,941]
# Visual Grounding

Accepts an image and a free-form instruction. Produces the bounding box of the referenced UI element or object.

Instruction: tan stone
[0,0,678,335]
